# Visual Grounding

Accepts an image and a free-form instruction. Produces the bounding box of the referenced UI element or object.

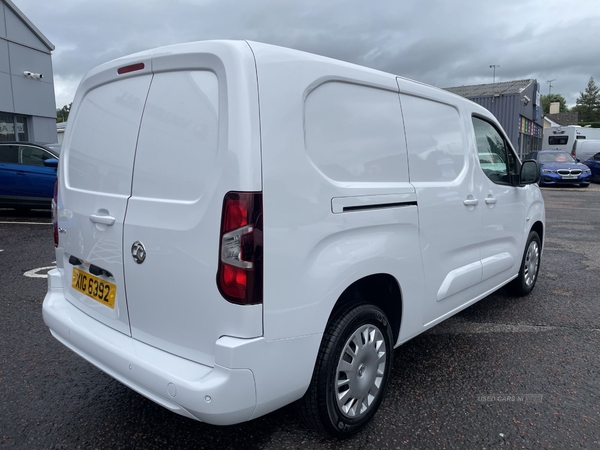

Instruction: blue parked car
[525,150,592,188]
[0,142,59,210]
[583,152,600,183]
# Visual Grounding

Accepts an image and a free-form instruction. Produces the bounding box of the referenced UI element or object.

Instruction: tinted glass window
[539,152,574,163]
[594,153,600,161]
[18,146,55,166]
[401,94,465,182]
[0,145,18,163]
[548,136,568,146]
[472,117,517,184]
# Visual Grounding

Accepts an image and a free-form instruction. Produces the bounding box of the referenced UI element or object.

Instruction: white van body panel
[250,42,425,343]
[574,139,600,161]
[43,40,545,427]
[121,45,263,366]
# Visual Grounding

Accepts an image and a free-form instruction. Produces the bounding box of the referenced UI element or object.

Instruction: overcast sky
[16,0,600,109]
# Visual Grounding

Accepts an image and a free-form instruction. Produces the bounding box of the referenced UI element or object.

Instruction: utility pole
[489,65,500,84]
[547,79,556,95]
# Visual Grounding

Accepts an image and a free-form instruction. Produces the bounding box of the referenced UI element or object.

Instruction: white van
[543,125,600,153]
[573,139,600,162]
[43,41,545,438]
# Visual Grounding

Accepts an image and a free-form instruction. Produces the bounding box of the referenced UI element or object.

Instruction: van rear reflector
[117,63,145,75]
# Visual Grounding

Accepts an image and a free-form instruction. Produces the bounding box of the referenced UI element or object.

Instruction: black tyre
[509,230,541,296]
[579,183,589,188]
[297,303,394,438]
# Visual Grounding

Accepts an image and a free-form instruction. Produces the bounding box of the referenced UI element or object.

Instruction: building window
[0,113,29,142]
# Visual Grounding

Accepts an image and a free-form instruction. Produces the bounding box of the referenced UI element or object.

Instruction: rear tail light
[52,179,58,247]
[217,192,263,305]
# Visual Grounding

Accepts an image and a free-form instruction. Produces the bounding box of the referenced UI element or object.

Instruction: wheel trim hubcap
[524,240,540,287]
[335,324,387,419]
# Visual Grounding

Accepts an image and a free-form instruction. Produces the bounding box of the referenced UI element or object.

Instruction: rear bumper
[43,269,322,425]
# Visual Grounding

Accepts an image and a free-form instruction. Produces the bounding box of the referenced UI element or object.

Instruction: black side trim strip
[343,201,418,212]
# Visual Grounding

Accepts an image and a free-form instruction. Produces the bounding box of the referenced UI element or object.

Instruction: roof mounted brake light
[117,63,145,75]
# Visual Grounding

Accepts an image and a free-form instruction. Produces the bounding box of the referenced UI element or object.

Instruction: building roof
[444,79,535,98]
[543,116,560,127]
[545,111,579,126]
[2,0,54,51]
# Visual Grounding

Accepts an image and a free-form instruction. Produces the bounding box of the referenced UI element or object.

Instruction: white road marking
[0,221,52,225]
[427,322,600,334]
[24,265,57,278]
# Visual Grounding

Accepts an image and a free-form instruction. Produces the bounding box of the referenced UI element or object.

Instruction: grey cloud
[16,0,600,107]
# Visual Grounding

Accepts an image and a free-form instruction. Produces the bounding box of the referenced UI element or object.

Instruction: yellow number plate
[71,267,116,309]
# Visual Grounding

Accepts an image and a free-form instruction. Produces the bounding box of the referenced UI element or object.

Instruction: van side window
[304,82,408,183]
[472,117,517,184]
[400,95,465,182]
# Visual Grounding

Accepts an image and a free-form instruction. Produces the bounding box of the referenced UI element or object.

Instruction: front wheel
[509,230,541,296]
[296,303,394,438]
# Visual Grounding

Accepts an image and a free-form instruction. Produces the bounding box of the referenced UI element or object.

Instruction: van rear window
[548,136,569,145]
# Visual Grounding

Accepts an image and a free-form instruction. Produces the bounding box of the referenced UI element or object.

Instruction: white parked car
[43,40,545,438]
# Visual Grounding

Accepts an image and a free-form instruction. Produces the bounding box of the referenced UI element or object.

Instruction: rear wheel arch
[297,287,398,437]
[327,273,402,345]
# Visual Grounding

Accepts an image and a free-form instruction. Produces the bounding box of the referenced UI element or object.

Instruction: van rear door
[58,61,153,336]
[122,46,263,367]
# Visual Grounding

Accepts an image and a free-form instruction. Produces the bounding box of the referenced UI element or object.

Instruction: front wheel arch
[509,229,542,296]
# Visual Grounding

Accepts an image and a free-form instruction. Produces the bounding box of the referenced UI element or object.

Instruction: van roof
[81,40,491,119]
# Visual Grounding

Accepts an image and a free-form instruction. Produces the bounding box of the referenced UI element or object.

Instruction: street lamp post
[489,64,500,84]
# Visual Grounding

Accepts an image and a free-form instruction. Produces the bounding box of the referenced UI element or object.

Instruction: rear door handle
[90,213,116,226]
[463,199,479,206]
[485,197,497,205]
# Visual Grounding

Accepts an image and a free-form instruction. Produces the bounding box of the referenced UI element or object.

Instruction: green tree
[541,94,568,114]
[573,77,600,122]
[56,103,72,123]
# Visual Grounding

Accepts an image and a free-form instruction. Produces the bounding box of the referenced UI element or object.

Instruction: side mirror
[44,158,58,168]
[519,160,539,185]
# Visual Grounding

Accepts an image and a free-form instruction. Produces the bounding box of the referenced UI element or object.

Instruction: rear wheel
[297,303,394,438]
[509,230,541,296]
